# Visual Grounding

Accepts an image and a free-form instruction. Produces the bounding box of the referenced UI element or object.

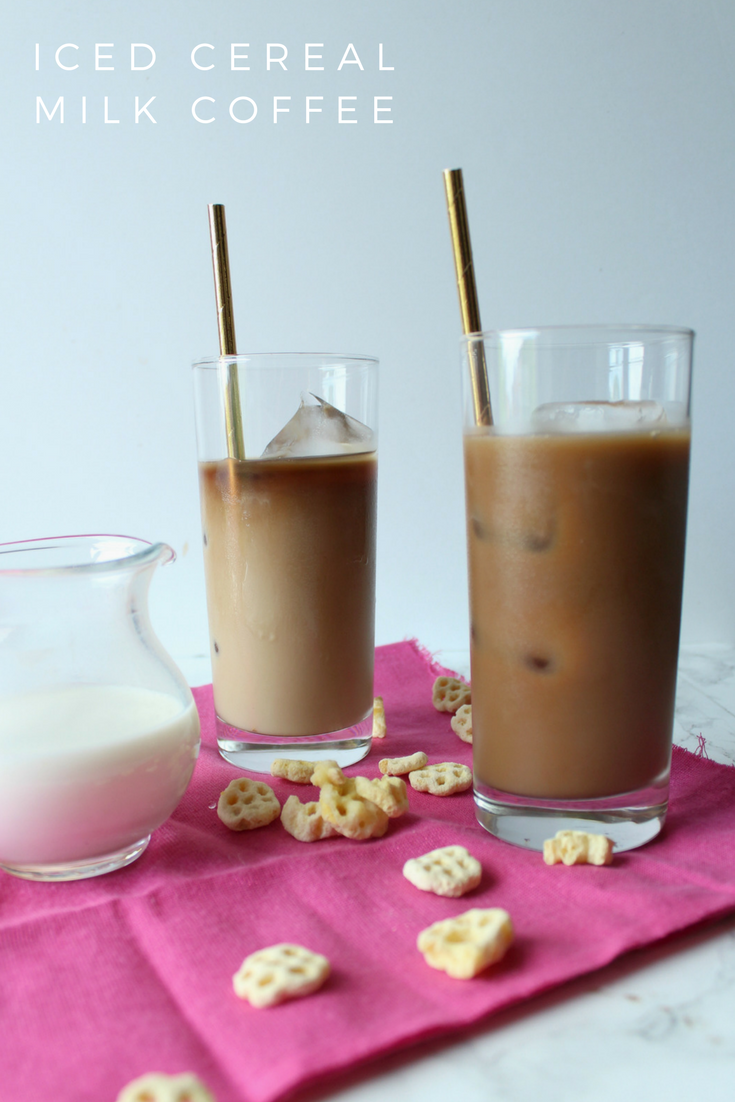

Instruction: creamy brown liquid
[464,428,690,799]
[200,452,377,736]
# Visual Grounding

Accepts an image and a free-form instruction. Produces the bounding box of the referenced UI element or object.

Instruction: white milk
[0,684,201,866]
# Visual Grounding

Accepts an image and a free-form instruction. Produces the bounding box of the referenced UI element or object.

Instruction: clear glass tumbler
[193,353,378,773]
[461,325,692,852]
[0,535,200,881]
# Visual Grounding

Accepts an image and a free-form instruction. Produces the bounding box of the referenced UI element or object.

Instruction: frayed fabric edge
[403,637,467,682]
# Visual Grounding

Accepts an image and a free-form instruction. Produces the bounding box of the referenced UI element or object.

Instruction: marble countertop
[175,645,735,1102]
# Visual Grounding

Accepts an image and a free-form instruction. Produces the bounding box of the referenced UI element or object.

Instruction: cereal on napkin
[403,845,481,897]
[270,758,325,784]
[409,762,472,796]
[117,1071,216,1102]
[372,695,387,738]
[543,830,614,866]
[217,778,280,831]
[432,676,471,713]
[379,751,427,775]
[311,759,390,840]
[450,703,473,743]
[233,944,330,1008]
[281,795,338,842]
[417,908,513,979]
[354,775,408,818]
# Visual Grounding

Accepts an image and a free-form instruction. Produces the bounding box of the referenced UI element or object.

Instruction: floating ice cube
[531,400,668,434]
[262,394,375,458]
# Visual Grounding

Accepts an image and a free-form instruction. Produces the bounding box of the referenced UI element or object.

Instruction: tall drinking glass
[461,326,692,852]
[193,353,378,773]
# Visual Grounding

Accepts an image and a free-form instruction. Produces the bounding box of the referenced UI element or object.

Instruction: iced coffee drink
[460,327,693,851]
[200,448,376,736]
[193,355,378,772]
[465,422,690,799]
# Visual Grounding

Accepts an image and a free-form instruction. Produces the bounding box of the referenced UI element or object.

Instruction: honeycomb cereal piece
[409,762,472,796]
[354,775,408,818]
[270,758,324,784]
[432,676,471,714]
[450,704,473,744]
[379,751,428,776]
[403,845,481,898]
[417,908,513,979]
[217,777,280,831]
[116,1072,215,1102]
[319,780,389,840]
[543,830,614,867]
[372,696,387,738]
[281,795,338,842]
[233,944,330,1008]
[310,760,345,789]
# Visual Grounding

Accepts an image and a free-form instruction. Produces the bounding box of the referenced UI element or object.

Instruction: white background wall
[2,0,734,671]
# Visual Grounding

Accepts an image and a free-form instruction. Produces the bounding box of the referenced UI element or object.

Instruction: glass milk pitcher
[0,535,200,881]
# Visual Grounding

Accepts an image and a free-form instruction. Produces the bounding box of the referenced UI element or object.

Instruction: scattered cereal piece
[543,830,614,866]
[233,944,330,1008]
[270,758,323,784]
[409,762,472,796]
[372,696,387,738]
[217,777,280,831]
[354,775,409,818]
[281,795,338,842]
[379,751,428,776]
[403,845,481,898]
[310,760,345,789]
[319,780,389,840]
[432,676,471,714]
[116,1072,216,1102]
[417,908,513,979]
[450,704,473,744]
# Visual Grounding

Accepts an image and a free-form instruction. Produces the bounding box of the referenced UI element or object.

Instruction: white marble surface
[175,645,735,1102]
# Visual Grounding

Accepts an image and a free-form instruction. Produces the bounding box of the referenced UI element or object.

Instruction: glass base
[0,835,151,882]
[216,711,372,774]
[474,777,669,853]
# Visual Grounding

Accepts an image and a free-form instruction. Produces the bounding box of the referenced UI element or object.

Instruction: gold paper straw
[208,203,245,460]
[443,168,493,426]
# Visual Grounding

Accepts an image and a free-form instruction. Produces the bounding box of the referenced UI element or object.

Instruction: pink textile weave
[3,639,735,1102]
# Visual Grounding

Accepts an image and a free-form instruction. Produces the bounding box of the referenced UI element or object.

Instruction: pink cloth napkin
[3,639,735,1102]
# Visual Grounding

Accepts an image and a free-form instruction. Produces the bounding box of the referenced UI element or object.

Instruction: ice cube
[262,395,375,458]
[531,400,668,434]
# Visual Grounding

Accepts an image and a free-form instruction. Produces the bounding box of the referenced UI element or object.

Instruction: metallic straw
[443,168,493,426]
[207,204,245,460]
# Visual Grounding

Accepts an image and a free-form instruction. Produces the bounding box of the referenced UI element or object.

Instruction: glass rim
[192,352,379,370]
[461,324,694,345]
[0,534,174,577]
